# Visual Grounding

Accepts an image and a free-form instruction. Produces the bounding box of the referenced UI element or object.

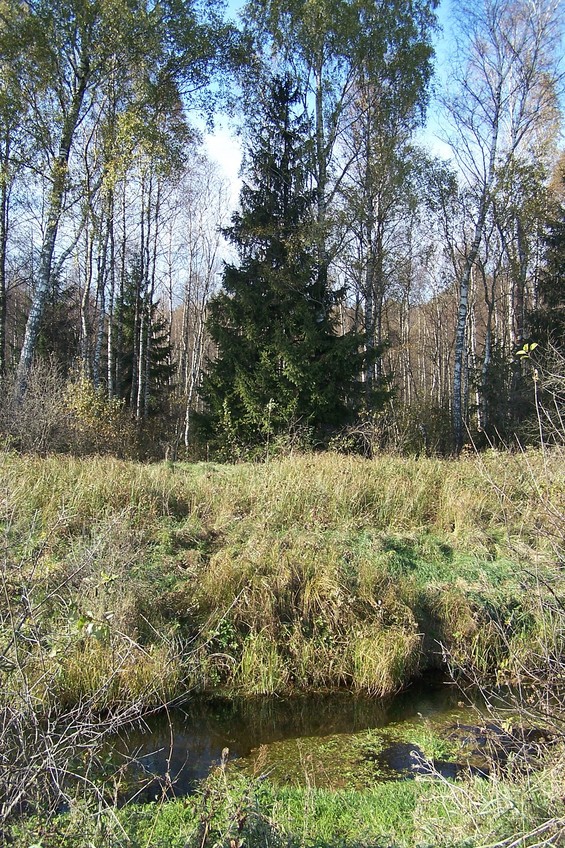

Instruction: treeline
[0,0,563,459]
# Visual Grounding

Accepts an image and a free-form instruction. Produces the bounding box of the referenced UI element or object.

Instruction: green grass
[10,758,565,847]
[1,449,563,707]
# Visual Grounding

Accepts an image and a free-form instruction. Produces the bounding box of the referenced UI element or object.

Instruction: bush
[63,373,136,457]
[0,364,136,457]
[0,360,72,454]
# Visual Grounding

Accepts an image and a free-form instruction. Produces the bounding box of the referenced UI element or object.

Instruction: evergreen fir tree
[198,75,377,455]
[112,255,175,418]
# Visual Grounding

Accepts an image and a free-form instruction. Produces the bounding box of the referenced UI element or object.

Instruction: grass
[1,448,563,707]
[9,758,565,847]
[2,447,563,846]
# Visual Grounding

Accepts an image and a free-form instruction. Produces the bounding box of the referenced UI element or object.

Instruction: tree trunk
[452,105,500,450]
[184,308,206,448]
[114,182,128,397]
[80,225,94,375]
[143,179,161,420]
[93,192,112,388]
[314,61,329,308]
[453,237,477,451]
[0,134,8,378]
[16,51,90,396]
[106,191,116,398]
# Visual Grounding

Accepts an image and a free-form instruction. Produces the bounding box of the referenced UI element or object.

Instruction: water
[109,676,483,799]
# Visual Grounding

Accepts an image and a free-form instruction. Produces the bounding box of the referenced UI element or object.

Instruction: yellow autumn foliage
[64,375,135,456]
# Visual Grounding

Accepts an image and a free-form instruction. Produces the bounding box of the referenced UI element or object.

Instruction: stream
[109,676,491,799]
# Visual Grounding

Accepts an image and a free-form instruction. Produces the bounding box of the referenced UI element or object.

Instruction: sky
[203,122,243,200]
[201,0,245,195]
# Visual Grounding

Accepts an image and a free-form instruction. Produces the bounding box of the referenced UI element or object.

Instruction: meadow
[1,447,564,845]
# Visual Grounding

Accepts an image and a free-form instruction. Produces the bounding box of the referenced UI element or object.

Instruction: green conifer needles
[198,76,381,457]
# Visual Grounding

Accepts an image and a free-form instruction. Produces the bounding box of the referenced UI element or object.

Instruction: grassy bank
[12,755,565,847]
[1,447,564,845]
[1,448,563,707]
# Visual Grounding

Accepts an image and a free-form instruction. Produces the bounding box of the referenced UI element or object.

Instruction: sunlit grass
[1,448,563,706]
[11,758,565,848]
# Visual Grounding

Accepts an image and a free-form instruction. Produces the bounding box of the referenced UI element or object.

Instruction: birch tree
[13,0,154,394]
[13,0,236,397]
[0,0,32,376]
[244,0,438,318]
[443,0,562,449]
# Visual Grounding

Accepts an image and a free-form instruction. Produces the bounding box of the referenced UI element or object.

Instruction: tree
[0,0,32,377]
[342,0,436,393]
[111,255,174,422]
[35,270,80,370]
[10,0,150,393]
[244,0,438,331]
[530,171,565,351]
[12,0,237,398]
[198,76,372,455]
[441,0,562,450]
[167,155,230,450]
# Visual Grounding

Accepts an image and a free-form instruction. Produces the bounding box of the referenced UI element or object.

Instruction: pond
[110,675,490,800]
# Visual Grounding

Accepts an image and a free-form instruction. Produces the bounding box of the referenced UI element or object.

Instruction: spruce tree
[199,75,374,455]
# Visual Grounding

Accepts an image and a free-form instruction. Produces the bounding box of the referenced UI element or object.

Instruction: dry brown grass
[0,447,563,704]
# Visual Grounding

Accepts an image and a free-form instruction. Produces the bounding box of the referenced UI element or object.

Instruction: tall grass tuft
[350,628,422,696]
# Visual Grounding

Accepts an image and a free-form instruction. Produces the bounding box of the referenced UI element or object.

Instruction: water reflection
[110,676,469,798]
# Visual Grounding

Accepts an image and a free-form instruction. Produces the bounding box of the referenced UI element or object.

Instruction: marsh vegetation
[1,445,563,845]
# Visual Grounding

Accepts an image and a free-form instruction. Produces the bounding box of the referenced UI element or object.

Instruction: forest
[0,0,563,459]
[1,2,565,845]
